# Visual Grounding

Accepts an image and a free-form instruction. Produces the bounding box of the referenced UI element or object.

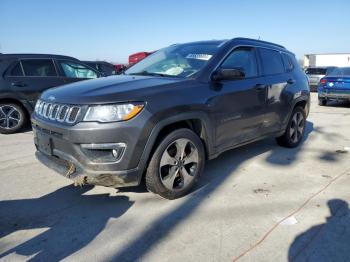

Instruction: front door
[211,46,267,150]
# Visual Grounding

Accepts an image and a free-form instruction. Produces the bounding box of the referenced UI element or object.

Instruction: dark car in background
[318,67,350,106]
[32,38,310,199]
[0,54,100,134]
[82,61,117,76]
[305,66,337,91]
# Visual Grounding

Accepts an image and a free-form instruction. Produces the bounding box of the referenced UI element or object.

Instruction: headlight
[84,103,144,122]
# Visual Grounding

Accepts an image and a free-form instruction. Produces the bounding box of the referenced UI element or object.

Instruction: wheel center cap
[176,160,184,168]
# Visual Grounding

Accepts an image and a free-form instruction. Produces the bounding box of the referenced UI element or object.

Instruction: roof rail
[232,37,286,49]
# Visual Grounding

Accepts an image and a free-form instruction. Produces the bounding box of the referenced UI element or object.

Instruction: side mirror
[211,68,245,81]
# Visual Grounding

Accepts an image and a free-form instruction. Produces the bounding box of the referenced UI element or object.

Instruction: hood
[41,75,189,104]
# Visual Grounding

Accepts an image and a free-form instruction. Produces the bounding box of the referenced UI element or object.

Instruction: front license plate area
[37,132,53,156]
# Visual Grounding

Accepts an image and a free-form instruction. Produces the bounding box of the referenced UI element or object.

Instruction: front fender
[135,111,215,174]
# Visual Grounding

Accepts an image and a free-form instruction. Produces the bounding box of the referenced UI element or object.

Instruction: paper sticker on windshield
[186,54,212,61]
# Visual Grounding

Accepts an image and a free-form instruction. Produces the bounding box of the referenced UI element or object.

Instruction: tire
[0,103,27,134]
[276,106,306,148]
[145,128,205,200]
[318,98,327,106]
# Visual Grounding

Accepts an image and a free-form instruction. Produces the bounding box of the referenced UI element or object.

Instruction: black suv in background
[0,54,100,134]
[82,61,117,76]
[32,38,310,199]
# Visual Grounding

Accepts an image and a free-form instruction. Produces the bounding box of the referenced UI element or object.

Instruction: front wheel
[0,103,27,134]
[145,128,205,199]
[276,106,306,148]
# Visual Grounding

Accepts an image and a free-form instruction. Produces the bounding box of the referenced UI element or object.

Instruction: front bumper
[31,110,152,188]
[35,151,140,187]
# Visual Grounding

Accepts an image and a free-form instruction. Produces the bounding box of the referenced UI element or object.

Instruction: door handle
[287,79,295,84]
[11,82,27,87]
[255,84,267,90]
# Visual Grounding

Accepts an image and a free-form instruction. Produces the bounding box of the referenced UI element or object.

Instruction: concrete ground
[0,93,349,262]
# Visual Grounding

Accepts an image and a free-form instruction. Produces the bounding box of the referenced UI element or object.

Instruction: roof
[0,53,79,60]
[174,38,286,51]
[232,37,286,49]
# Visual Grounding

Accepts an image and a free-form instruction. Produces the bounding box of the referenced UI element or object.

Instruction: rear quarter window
[7,62,24,76]
[281,53,294,72]
[259,48,285,75]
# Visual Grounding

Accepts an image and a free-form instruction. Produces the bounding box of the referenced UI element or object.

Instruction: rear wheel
[145,128,205,199]
[0,103,26,134]
[318,98,327,106]
[276,106,306,148]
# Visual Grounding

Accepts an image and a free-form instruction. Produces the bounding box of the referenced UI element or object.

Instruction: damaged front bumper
[35,151,141,187]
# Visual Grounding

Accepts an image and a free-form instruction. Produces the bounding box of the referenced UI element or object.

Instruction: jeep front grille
[35,100,81,124]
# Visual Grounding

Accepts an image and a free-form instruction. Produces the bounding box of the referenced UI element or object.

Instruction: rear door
[55,59,99,84]
[4,59,64,106]
[257,48,291,134]
[212,46,267,149]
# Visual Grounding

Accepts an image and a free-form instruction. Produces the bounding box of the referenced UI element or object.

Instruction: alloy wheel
[0,105,21,130]
[159,138,199,191]
[289,111,304,143]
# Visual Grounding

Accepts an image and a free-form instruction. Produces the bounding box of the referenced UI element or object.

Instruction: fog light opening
[81,143,126,163]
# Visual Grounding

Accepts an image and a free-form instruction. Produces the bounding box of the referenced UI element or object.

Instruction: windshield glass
[328,67,350,76]
[125,43,221,78]
[305,68,327,75]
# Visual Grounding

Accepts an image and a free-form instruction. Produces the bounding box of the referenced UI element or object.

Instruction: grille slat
[35,100,81,124]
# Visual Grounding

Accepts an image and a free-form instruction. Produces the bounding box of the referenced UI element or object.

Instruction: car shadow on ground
[265,121,314,166]
[1,120,324,261]
[0,185,134,261]
[110,121,316,261]
[324,100,350,108]
[288,199,350,262]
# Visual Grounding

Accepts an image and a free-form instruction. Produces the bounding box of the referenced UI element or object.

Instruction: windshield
[328,67,350,76]
[125,43,221,78]
[305,68,327,75]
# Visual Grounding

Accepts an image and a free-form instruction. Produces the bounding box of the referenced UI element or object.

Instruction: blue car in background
[318,67,350,106]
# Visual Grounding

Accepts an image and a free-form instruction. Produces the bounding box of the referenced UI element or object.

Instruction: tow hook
[65,162,76,178]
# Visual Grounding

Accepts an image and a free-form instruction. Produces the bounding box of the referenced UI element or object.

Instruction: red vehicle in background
[114,51,154,74]
[129,51,153,65]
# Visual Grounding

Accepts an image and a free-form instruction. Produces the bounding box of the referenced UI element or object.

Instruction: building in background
[304,53,350,68]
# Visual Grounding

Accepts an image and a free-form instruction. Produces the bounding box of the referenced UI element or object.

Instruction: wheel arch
[136,112,215,178]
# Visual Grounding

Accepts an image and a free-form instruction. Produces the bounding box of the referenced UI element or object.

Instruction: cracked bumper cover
[35,151,141,187]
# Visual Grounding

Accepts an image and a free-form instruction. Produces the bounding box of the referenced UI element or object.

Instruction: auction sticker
[186,54,212,60]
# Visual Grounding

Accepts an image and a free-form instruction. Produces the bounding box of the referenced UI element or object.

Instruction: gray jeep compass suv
[32,38,310,199]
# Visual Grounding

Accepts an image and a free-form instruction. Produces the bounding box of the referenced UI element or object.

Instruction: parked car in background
[82,61,116,76]
[305,66,337,91]
[318,67,350,106]
[114,64,128,74]
[0,54,100,134]
[32,38,310,199]
[128,51,153,65]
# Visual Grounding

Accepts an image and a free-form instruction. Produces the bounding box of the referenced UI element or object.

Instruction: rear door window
[259,48,285,75]
[58,60,98,79]
[21,59,57,76]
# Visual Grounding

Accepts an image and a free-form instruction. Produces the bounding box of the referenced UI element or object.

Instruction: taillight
[320,79,327,85]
